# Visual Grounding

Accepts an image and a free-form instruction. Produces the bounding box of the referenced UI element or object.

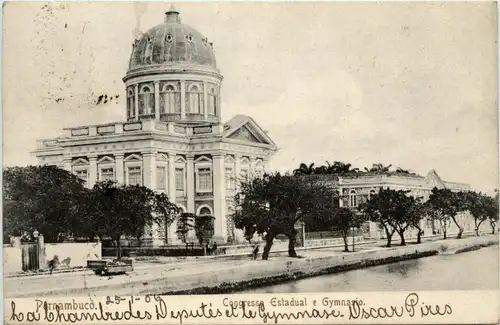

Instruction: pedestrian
[206,241,212,256]
[252,242,259,260]
[212,241,217,255]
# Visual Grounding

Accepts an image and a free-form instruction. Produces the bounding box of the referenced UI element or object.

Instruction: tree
[194,215,215,246]
[360,188,417,247]
[233,172,336,260]
[487,192,499,234]
[316,206,366,252]
[427,188,467,239]
[360,188,416,246]
[364,163,392,174]
[3,165,87,242]
[176,212,195,243]
[424,201,450,239]
[293,163,316,176]
[153,192,180,237]
[406,199,426,244]
[84,181,160,258]
[463,191,490,236]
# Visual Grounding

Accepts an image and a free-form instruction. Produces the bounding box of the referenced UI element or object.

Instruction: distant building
[309,170,475,238]
[33,7,278,245]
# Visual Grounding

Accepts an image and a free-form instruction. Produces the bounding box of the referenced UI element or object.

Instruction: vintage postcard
[2,2,499,324]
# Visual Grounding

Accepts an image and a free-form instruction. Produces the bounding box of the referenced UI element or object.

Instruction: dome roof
[128,8,217,71]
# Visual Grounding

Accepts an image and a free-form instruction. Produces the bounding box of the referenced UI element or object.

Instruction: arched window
[188,85,203,114]
[349,190,358,207]
[160,84,180,114]
[127,88,135,119]
[199,207,212,216]
[138,86,154,115]
[369,189,376,199]
[208,87,217,116]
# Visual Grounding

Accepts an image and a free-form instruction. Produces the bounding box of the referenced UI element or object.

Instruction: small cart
[87,259,133,276]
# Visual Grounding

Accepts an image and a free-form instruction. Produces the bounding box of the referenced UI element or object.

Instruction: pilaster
[134,84,139,121]
[154,80,160,121]
[168,153,179,245]
[213,154,227,242]
[143,151,161,246]
[142,151,157,190]
[203,81,208,119]
[63,157,72,172]
[115,154,124,184]
[88,155,98,189]
[186,155,195,213]
[180,80,186,119]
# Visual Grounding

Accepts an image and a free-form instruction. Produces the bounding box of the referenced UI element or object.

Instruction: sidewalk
[5,235,497,298]
[5,240,378,278]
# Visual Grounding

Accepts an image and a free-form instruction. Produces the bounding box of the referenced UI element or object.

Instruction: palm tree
[333,161,360,175]
[364,163,392,174]
[293,163,316,176]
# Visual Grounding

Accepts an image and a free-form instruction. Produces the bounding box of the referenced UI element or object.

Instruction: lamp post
[33,230,40,270]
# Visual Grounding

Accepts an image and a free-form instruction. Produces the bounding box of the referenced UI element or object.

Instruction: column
[88,155,98,188]
[63,157,72,172]
[213,154,227,242]
[186,155,195,213]
[134,84,139,120]
[167,153,179,244]
[143,151,161,246]
[180,80,186,119]
[154,81,160,121]
[115,154,124,184]
[203,81,208,119]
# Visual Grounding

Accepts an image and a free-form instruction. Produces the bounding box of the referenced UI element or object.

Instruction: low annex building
[310,170,475,238]
[33,7,278,245]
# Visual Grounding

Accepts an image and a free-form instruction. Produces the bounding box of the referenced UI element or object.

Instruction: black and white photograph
[2,2,499,323]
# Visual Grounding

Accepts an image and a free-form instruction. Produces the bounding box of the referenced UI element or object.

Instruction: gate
[21,242,45,271]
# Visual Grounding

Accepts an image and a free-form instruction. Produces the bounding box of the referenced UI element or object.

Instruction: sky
[3,2,499,193]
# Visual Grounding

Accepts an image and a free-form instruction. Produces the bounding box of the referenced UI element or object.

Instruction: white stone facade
[33,8,278,245]
[310,170,473,239]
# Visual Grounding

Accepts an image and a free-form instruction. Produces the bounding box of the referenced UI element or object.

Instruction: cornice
[123,64,223,83]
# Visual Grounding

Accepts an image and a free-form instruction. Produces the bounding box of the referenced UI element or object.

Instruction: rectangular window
[175,168,185,191]
[157,166,166,190]
[197,168,212,192]
[75,169,88,185]
[225,168,234,190]
[208,96,216,116]
[240,168,249,181]
[128,166,142,186]
[100,167,114,181]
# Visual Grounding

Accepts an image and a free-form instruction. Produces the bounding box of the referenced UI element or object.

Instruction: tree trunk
[397,231,406,246]
[287,233,298,258]
[342,232,349,252]
[443,229,447,240]
[491,221,496,234]
[416,229,423,244]
[451,216,464,239]
[382,225,394,247]
[262,234,274,260]
[475,219,485,237]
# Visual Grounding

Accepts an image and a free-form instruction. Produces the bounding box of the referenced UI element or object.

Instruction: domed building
[33,7,278,245]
